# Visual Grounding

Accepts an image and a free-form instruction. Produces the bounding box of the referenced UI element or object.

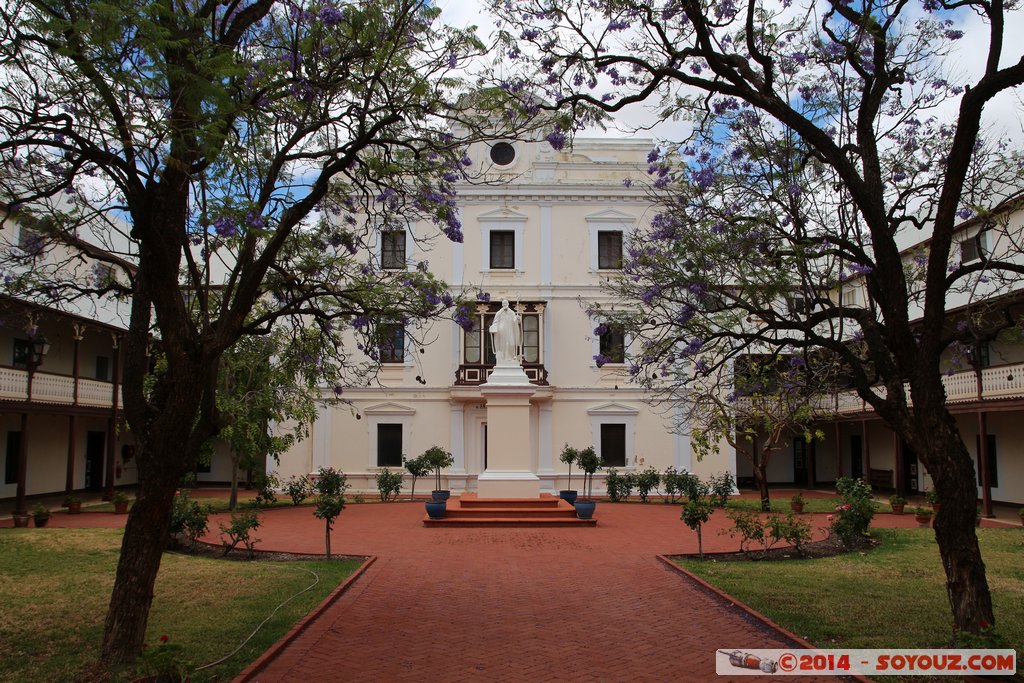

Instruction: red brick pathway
[225,502,857,682]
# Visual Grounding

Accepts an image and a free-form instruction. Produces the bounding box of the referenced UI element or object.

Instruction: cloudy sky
[435,0,1024,144]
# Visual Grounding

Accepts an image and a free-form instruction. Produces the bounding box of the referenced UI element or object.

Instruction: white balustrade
[0,368,118,408]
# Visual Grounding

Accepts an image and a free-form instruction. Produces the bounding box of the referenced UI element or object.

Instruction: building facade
[274,136,735,494]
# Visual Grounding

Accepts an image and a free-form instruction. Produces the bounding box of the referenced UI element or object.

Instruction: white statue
[489,300,522,366]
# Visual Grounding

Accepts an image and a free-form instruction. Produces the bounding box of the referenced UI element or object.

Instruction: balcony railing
[732,362,1024,417]
[833,362,1024,414]
[0,366,122,408]
[454,362,549,386]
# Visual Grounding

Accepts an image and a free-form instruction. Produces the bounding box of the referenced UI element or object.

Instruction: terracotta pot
[12,513,31,528]
[891,504,905,515]
[790,502,805,514]
[66,502,82,514]
[114,501,129,514]
[915,514,932,527]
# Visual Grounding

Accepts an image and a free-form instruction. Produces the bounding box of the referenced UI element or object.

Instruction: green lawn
[679,528,1024,657]
[0,528,361,682]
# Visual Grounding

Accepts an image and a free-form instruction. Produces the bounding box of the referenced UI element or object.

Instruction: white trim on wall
[585,208,635,273]
[587,402,639,469]
[478,208,528,273]
[364,402,415,470]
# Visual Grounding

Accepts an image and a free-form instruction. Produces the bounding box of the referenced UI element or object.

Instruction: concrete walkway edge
[233,555,377,683]
[657,555,875,683]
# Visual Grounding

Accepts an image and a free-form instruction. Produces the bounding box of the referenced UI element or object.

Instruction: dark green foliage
[169,491,209,552]
[681,497,716,559]
[403,455,430,500]
[252,472,280,507]
[420,446,454,492]
[313,467,349,559]
[219,509,261,558]
[284,475,315,506]
[708,471,736,507]
[558,444,578,491]
[605,468,634,502]
[375,469,404,502]
[577,447,602,499]
[634,466,660,503]
[831,477,877,547]
[724,509,812,558]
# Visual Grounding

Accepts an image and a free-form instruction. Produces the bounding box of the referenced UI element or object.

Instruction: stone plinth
[478,376,539,498]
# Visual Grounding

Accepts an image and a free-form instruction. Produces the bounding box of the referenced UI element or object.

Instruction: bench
[869,468,893,490]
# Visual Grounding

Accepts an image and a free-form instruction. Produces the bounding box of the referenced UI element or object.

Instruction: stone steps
[422,493,597,527]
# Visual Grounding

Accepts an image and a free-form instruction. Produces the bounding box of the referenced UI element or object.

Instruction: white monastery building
[273,135,730,494]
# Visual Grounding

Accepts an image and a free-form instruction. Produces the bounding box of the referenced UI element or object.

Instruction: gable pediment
[587,402,640,416]
[585,208,637,224]
[363,402,416,416]
[477,207,529,223]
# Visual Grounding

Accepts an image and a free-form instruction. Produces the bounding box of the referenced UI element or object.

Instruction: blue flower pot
[431,490,450,502]
[575,499,597,520]
[425,500,446,519]
[559,490,578,506]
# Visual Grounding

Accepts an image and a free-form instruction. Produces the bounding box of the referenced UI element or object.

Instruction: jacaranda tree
[491,0,1024,635]
[0,0,517,665]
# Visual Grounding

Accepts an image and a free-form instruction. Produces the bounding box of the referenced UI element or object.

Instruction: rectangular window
[18,226,44,254]
[599,323,625,364]
[489,231,515,269]
[95,356,110,381]
[842,286,859,307]
[975,343,991,369]
[377,424,403,467]
[381,229,406,270]
[600,423,626,467]
[12,339,29,369]
[597,230,623,270]
[378,324,405,363]
[975,434,998,488]
[4,431,20,484]
[960,232,987,263]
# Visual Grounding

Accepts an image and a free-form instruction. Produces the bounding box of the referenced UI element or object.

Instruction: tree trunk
[229,457,239,511]
[100,473,177,664]
[753,462,770,511]
[697,525,703,560]
[325,521,331,560]
[914,417,994,634]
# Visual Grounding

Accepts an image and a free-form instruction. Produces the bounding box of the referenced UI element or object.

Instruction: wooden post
[65,414,76,494]
[978,411,992,518]
[893,430,903,495]
[862,419,871,476]
[834,422,842,482]
[15,413,29,515]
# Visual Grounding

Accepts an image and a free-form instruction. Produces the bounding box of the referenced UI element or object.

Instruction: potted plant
[573,446,601,520]
[31,503,51,528]
[112,490,131,514]
[63,495,82,514]
[790,493,806,514]
[925,488,940,511]
[913,506,933,527]
[558,444,579,505]
[889,494,906,515]
[421,446,454,503]
[11,511,31,528]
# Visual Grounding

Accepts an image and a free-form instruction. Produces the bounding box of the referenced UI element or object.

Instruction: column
[312,401,332,471]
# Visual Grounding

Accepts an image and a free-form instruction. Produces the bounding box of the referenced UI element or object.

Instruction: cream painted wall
[275,136,735,495]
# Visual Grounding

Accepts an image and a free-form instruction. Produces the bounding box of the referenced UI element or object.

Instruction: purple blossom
[245,211,266,230]
[545,125,567,151]
[608,19,630,31]
[958,207,973,220]
[593,353,613,367]
[945,29,964,40]
[594,323,609,336]
[622,178,633,188]
[448,53,458,69]
[214,217,238,237]
[319,6,343,26]
[476,291,491,303]
[646,148,659,164]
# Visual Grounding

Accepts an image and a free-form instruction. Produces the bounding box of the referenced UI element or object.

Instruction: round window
[489,141,516,166]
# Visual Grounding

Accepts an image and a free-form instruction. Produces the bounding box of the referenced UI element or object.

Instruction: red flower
[159,634,169,643]
[979,620,990,630]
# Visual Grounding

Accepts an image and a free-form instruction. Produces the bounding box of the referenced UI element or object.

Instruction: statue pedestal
[478,371,539,498]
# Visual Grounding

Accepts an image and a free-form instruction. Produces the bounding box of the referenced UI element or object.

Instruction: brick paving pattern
[231,502,842,682]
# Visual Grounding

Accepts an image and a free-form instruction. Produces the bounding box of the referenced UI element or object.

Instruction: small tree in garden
[284,475,315,506]
[558,444,579,492]
[313,467,348,560]
[577,447,601,500]
[219,509,261,558]
[634,466,661,503]
[421,446,454,494]
[681,498,716,560]
[375,469,404,502]
[830,477,877,548]
[403,455,430,501]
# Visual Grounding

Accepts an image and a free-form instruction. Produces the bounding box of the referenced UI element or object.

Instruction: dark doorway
[85,431,106,490]
[850,434,863,480]
[483,423,488,471]
[900,441,918,496]
[793,436,809,485]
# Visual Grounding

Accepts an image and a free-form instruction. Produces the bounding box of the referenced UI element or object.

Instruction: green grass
[0,528,361,682]
[725,495,843,513]
[679,528,1024,657]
